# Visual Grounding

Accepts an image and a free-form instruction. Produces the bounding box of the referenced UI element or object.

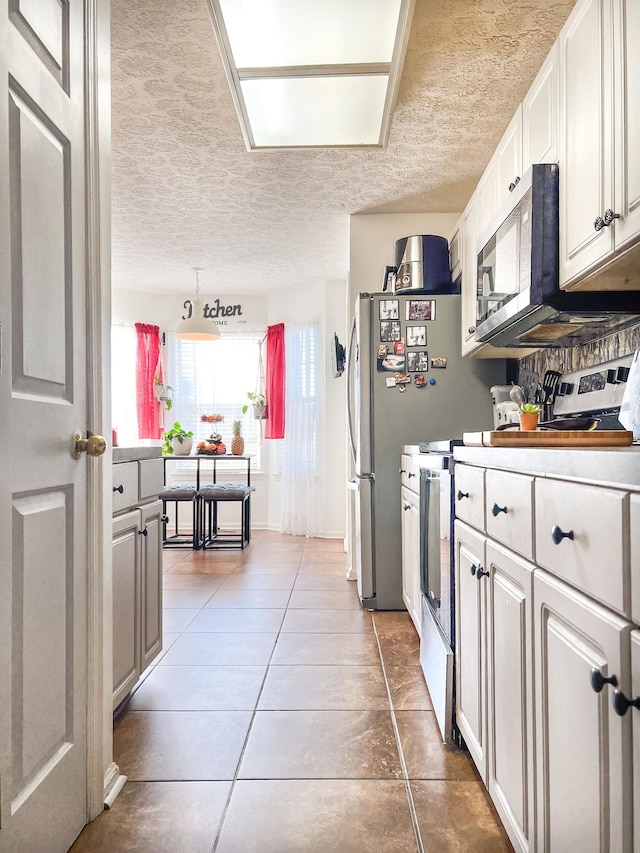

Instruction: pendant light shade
[176,268,220,341]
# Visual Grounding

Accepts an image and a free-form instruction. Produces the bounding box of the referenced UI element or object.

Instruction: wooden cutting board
[480,430,634,447]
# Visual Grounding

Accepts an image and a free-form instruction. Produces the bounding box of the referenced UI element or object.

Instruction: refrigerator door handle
[346,315,358,465]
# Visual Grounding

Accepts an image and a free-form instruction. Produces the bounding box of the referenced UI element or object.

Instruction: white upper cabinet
[494,106,524,215]
[559,0,614,287]
[559,0,640,289]
[460,194,480,357]
[523,43,559,167]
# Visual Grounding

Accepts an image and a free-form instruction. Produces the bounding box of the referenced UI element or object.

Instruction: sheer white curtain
[280,321,322,537]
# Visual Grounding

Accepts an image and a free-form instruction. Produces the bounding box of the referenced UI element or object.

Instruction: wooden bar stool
[198,483,255,550]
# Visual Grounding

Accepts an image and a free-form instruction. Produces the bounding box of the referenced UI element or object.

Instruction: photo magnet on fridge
[405,300,436,321]
[385,376,397,388]
[379,299,399,320]
[379,320,401,342]
[407,351,429,372]
[406,325,426,347]
[431,356,448,368]
[393,340,405,355]
[377,352,406,372]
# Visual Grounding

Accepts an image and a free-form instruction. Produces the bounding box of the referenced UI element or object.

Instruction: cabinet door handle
[590,668,617,693]
[468,326,476,335]
[161,515,169,524]
[476,566,489,580]
[113,484,124,494]
[457,490,469,501]
[470,563,477,575]
[408,472,415,478]
[138,528,148,537]
[551,524,574,545]
[603,208,620,226]
[399,468,406,474]
[491,502,507,516]
[403,503,411,511]
[612,689,640,716]
[508,176,520,192]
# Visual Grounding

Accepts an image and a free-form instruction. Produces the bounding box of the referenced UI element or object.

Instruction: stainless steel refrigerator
[347,292,505,609]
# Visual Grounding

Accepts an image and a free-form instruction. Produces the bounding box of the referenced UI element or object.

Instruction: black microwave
[474,164,640,348]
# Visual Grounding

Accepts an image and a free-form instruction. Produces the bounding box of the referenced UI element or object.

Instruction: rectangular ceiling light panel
[209,0,414,149]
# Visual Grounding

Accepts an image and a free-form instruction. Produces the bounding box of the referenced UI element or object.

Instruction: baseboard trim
[103,762,127,809]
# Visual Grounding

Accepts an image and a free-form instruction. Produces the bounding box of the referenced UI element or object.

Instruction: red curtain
[135,323,163,439]
[265,322,285,439]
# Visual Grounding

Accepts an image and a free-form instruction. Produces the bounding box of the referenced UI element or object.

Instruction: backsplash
[517,321,640,377]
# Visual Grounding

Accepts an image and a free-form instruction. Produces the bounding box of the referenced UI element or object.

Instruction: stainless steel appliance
[382,235,456,295]
[550,353,633,428]
[417,441,460,744]
[475,164,640,349]
[346,292,504,609]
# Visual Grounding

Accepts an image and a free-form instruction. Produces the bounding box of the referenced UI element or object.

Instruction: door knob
[73,431,107,459]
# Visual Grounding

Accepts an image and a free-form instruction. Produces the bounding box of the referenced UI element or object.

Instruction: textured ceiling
[110,0,577,295]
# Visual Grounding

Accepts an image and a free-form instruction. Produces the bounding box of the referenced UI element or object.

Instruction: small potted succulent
[242,391,267,419]
[518,402,541,431]
[163,422,193,455]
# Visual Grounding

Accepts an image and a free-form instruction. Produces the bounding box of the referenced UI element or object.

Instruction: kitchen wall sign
[182,297,243,327]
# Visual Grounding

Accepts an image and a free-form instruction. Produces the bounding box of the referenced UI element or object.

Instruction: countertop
[113,447,163,463]
[454,445,640,491]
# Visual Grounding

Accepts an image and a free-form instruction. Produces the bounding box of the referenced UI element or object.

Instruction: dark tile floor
[71,532,511,853]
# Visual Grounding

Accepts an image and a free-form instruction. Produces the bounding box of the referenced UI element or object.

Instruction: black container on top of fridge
[346,292,505,611]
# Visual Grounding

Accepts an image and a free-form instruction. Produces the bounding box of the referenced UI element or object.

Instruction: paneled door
[0,1,95,849]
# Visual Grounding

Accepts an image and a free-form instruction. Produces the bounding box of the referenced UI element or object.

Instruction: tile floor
[72,532,511,853]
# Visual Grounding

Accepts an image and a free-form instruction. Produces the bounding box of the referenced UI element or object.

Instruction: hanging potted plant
[163,422,193,455]
[242,391,267,419]
[154,374,174,411]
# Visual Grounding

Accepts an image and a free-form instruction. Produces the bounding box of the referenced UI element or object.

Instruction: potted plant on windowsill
[242,391,267,419]
[163,422,193,455]
[518,403,541,431]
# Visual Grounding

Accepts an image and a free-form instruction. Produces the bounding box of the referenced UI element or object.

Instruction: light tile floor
[72,532,511,853]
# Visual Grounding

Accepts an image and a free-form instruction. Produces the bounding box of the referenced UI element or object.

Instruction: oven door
[419,463,453,646]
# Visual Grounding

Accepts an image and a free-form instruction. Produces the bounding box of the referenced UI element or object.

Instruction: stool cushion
[199,483,255,501]
[160,483,198,500]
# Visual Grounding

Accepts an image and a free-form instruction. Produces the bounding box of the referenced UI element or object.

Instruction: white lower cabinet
[456,518,535,853]
[401,485,421,635]
[112,498,163,709]
[486,540,535,853]
[533,568,633,852]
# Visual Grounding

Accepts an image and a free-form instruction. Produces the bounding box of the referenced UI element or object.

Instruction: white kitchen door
[0,1,101,849]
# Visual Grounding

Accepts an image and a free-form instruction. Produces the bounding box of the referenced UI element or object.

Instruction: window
[168,332,265,468]
[111,323,139,447]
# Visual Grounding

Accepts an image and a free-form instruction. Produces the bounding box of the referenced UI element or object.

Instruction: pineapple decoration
[231,420,245,456]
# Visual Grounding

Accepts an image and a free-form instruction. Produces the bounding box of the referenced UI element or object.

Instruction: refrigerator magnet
[379,299,399,320]
[385,376,397,388]
[407,351,429,372]
[406,325,426,346]
[377,352,405,372]
[393,340,405,355]
[380,320,401,342]
[394,372,411,384]
[405,300,436,321]
[431,356,448,368]
[414,373,427,387]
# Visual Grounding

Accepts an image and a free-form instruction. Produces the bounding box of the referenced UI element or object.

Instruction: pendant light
[176,267,220,341]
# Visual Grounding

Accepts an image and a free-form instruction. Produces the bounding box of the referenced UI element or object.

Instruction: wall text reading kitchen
[182,299,243,319]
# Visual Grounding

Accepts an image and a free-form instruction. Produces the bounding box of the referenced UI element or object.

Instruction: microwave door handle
[346,316,358,466]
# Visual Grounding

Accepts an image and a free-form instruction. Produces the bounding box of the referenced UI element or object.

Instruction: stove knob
[606,369,618,384]
[616,366,630,383]
[558,382,573,396]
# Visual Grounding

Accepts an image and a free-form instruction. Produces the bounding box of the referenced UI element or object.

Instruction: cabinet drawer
[485,470,534,560]
[139,458,164,501]
[400,453,419,493]
[112,462,139,512]
[535,478,628,615]
[632,494,640,625]
[455,465,485,531]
